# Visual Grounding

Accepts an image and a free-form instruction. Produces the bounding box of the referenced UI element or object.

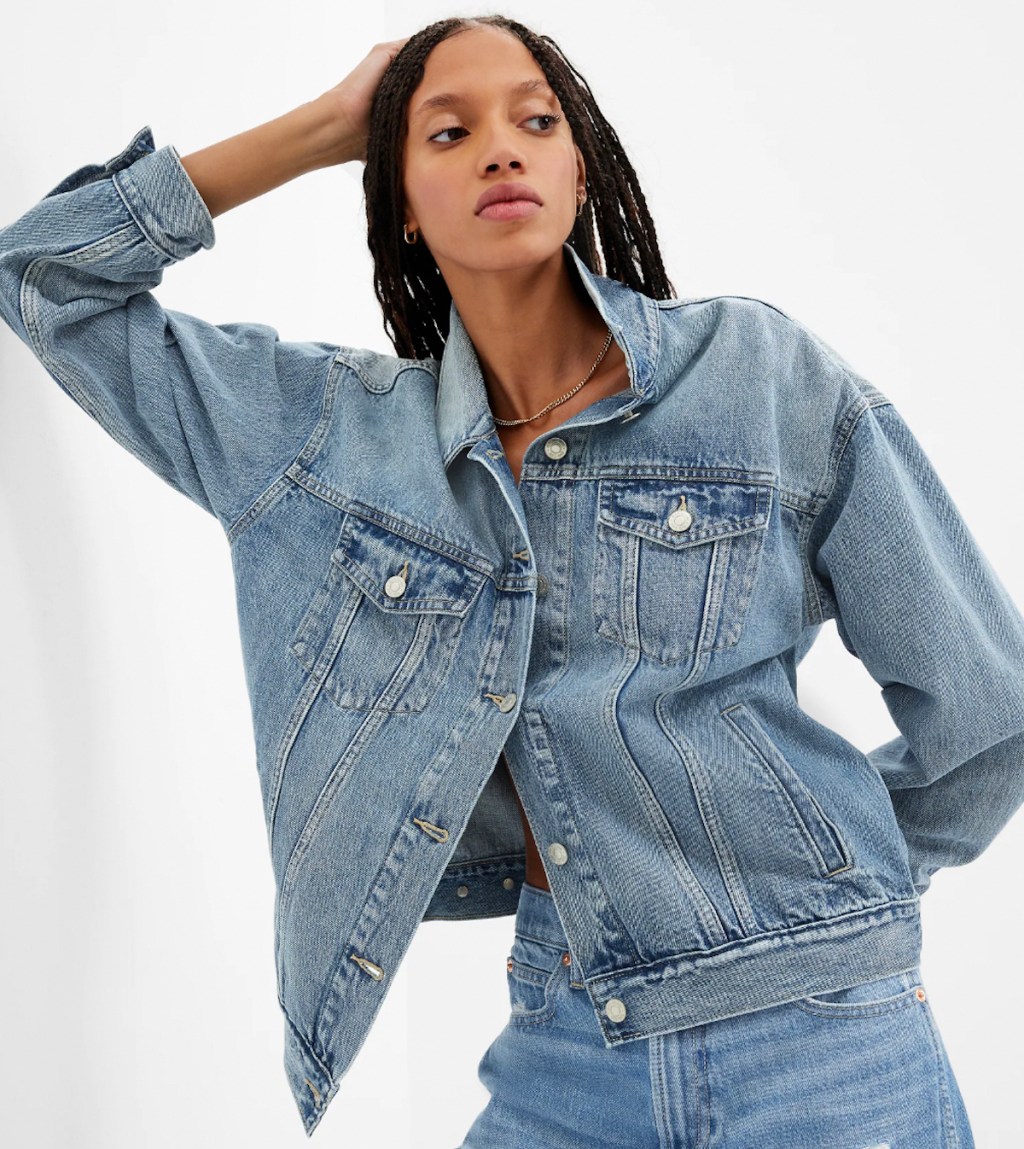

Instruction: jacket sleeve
[0,125,338,528]
[809,392,1024,896]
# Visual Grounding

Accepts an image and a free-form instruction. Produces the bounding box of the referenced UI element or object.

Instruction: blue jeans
[457,881,975,1148]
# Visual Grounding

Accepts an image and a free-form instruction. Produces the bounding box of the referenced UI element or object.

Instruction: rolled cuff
[42,124,216,260]
[112,130,216,260]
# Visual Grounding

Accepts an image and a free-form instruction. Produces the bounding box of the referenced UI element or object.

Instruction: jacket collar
[435,241,662,468]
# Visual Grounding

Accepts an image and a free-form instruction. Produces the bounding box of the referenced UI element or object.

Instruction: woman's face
[402,25,586,281]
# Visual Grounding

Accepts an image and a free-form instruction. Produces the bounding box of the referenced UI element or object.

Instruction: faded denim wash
[2,125,1022,1139]
[458,880,975,1147]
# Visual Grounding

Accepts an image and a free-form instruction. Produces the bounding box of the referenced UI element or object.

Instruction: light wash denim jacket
[4,125,1024,1137]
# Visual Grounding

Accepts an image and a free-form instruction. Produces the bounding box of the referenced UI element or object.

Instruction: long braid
[518,24,673,297]
[363,15,676,361]
[364,20,462,360]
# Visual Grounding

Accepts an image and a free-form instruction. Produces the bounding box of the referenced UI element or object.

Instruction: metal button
[384,574,407,597]
[667,496,693,532]
[561,952,572,966]
[543,437,568,459]
[503,877,517,891]
[497,692,518,713]
[604,998,627,1022]
[537,574,549,596]
[457,884,469,898]
[547,842,568,865]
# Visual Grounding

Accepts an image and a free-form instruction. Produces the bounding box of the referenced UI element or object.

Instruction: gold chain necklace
[491,329,615,427]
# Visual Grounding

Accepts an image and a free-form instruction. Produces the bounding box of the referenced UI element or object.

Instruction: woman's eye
[428,113,561,144]
[429,125,468,144]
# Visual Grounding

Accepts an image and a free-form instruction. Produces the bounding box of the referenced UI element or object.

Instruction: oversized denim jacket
[4,125,1024,1138]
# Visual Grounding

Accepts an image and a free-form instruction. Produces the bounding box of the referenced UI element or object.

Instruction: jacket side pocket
[720,701,854,878]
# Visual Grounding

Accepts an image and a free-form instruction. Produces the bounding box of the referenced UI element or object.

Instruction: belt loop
[568,951,584,987]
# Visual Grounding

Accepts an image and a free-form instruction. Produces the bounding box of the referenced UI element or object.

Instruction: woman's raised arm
[179,38,408,218]
[0,39,408,531]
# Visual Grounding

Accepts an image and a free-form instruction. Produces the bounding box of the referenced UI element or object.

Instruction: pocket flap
[598,477,773,550]
[333,513,487,616]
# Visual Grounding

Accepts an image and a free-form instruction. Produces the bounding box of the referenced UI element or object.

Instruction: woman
[2,13,1019,1146]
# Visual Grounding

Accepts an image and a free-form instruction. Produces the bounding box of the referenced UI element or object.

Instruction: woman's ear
[403,193,419,239]
[574,144,586,198]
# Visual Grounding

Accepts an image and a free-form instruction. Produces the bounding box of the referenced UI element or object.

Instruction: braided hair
[363,14,676,361]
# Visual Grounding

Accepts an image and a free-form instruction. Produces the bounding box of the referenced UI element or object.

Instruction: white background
[1,1,1021,1145]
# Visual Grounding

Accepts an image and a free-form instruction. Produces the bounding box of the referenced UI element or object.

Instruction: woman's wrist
[301,93,363,169]
[178,98,360,219]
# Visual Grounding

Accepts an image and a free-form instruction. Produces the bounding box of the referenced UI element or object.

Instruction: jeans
[457,881,975,1149]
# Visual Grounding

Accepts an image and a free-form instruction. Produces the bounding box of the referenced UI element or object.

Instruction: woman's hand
[315,38,411,165]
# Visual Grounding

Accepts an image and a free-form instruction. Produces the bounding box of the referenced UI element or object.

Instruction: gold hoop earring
[403,224,419,245]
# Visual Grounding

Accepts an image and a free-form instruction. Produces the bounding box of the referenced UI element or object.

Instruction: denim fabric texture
[456,881,975,1148]
[3,125,1022,1138]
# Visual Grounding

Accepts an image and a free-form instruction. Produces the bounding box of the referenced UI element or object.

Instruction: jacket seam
[19,229,191,495]
[19,223,141,362]
[224,352,339,543]
[655,293,795,322]
[802,391,893,624]
[583,894,920,988]
[281,1002,332,1081]
[442,851,526,873]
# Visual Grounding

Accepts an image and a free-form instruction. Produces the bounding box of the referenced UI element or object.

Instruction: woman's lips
[477,200,542,221]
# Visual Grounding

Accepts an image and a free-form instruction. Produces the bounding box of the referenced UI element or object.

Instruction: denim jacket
[4,125,1024,1138]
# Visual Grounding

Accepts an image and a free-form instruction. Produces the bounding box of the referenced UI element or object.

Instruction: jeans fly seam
[916,998,962,1149]
[649,1033,674,1149]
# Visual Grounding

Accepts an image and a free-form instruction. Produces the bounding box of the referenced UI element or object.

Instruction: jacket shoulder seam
[816,391,893,513]
[224,350,340,543]
[657,293,795,322]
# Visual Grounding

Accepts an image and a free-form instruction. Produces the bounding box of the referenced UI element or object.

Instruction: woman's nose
[478,124,528,174]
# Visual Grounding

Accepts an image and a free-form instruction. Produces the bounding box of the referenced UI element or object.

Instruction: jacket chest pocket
[289,512,487,713]
[593,476,773,669]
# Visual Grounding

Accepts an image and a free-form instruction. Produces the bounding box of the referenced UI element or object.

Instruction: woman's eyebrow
[411,78,556,120]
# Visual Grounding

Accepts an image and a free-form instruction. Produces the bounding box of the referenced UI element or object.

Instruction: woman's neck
[445,247,614,424]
